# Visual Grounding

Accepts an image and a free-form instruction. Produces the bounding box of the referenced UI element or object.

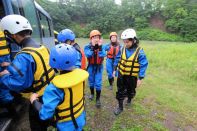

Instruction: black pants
[116,74,137,101]
[0,92,26,117]
[29,96,50,131]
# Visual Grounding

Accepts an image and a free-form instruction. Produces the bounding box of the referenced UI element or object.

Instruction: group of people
[0,14,148,131]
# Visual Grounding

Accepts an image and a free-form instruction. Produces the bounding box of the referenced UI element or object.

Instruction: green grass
[75,39,197,131]
[137,28,184,42]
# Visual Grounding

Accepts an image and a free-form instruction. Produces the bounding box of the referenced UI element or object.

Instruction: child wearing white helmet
[0,15,55,130]
[113,28,148,115]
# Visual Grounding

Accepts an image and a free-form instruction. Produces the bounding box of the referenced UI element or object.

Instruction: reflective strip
[10,63,24,77]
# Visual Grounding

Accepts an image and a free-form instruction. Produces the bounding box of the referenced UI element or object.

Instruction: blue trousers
[87,64,103,91]
[0,55,14,104]
[106,58,117,79]
[57,111,86,131]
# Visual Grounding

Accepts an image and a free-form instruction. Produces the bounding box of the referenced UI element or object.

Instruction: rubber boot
[88,87,94,100]
[108,78,114,90]
[96,90,101,108]
[126,97,132,106]
[114,100,123,115]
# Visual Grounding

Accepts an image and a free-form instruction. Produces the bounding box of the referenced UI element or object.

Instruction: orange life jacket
[107,44,120,58]
[88,49,104,65]
[73,43,86,70]
[80,49,86,70]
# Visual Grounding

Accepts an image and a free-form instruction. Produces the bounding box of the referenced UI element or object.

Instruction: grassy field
[75,39,197,131]
[14,39,197,131]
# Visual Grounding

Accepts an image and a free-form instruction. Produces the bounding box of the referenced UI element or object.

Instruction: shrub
[137,28,183,42]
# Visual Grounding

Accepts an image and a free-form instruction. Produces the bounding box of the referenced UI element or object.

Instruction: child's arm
[0,54,35,92]
[103,43,110,51]
[98,45,106,57]
[84,44,94,58]
[112,46,122,77]
[138,49,148,79]
[113,45,122,71]
[31,84,64,120]
[75,51,82,68]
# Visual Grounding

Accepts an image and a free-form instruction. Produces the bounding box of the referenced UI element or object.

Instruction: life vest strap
[130,47,141,75]
[68,88,78,129]
[56,100,84,122]
[33,73,55,92]
[0,37,6,41]
[118,47,141,76]
[0,45,9,50]
[22,48,50,85]
[119,68,139,73]
[57,97,83,113]
[19,47,54,93]
[119,62,140,68]
[33,68,54,84]
[55,82,86,128]
[22,73,55,93]
[121,58,139,62]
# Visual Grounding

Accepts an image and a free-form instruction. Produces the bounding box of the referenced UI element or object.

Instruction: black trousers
[29,96,51,131]
[116,73,137,101]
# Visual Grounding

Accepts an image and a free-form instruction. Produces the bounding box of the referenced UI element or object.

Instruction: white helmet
[0,14,32,34]
[121,28,136,39]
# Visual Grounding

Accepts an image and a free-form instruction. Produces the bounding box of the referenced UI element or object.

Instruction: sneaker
[88,94,94,100]
[109,85,113,90]
[125,102,131,106]
[126,99,132,106]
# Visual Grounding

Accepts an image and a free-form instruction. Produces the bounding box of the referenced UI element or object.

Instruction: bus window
[48,18,53,37]
[11,0,20,15]
[34,1,55,48]
[38,11,50,37]
[19,0,41,44]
